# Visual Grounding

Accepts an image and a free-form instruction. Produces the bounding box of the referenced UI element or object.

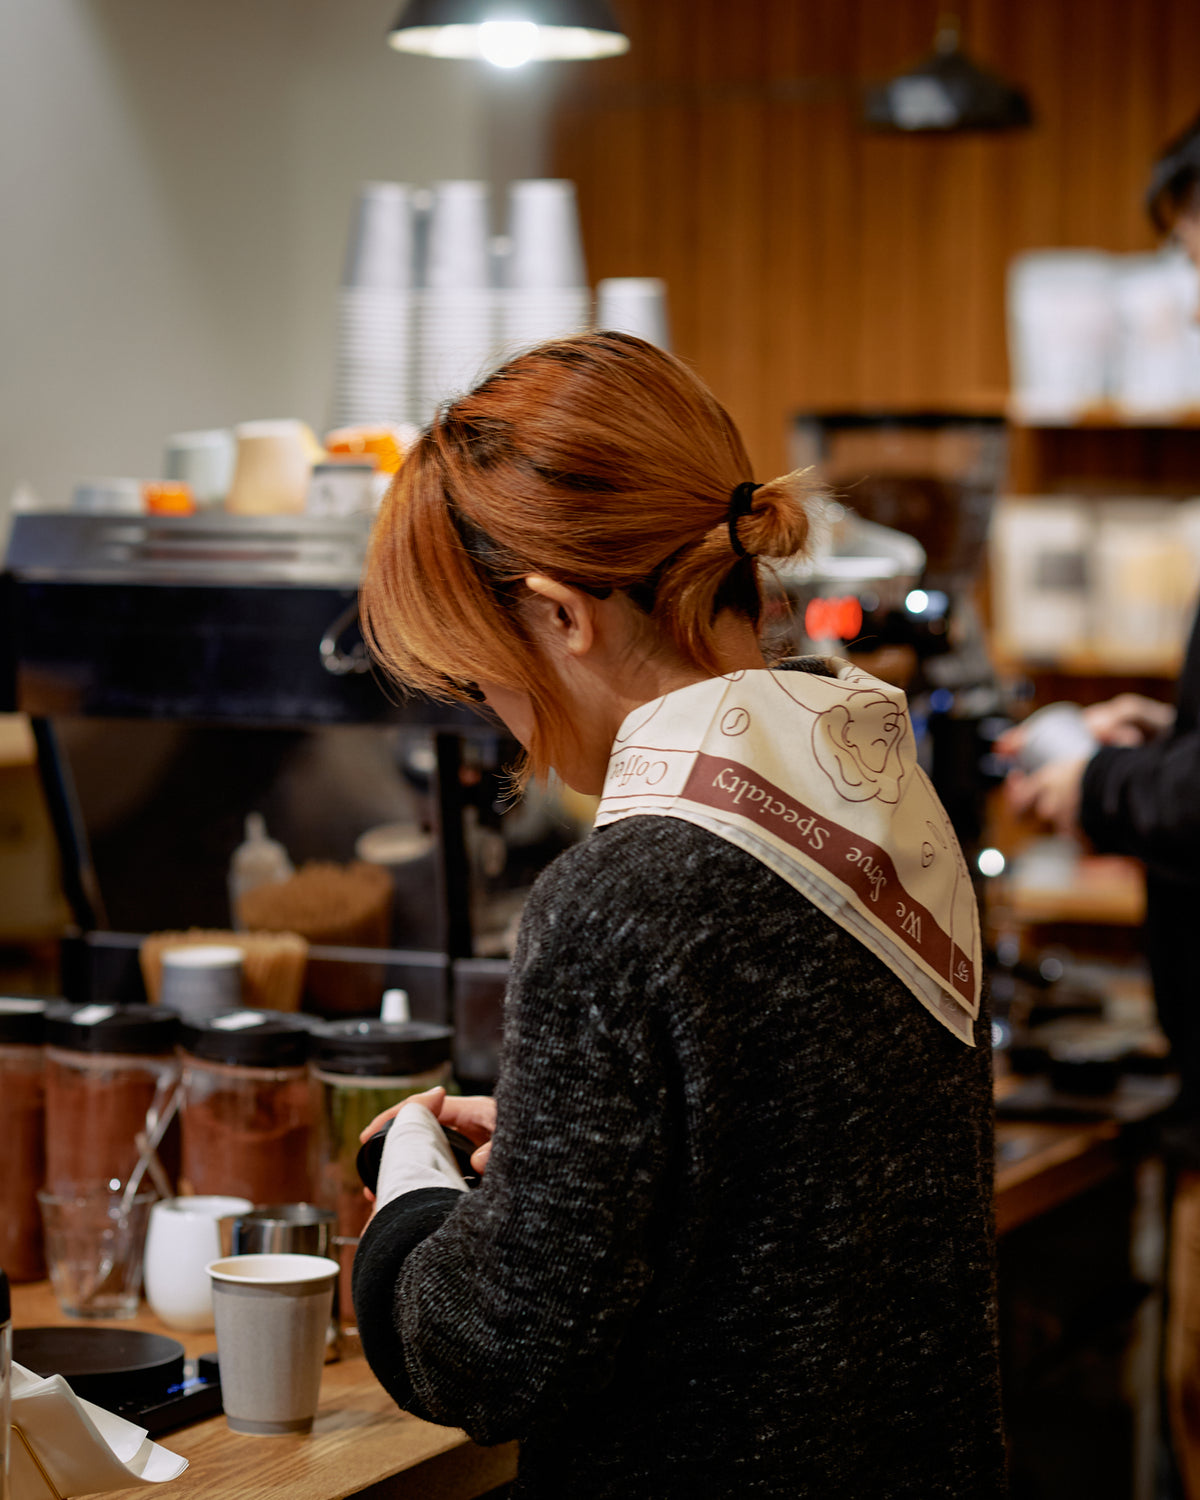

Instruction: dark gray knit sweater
[354,818,1006,1498]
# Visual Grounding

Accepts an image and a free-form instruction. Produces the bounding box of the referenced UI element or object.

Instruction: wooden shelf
[998,857,1147,928]
[1011,411,1200,432]
[992,651,1183,680]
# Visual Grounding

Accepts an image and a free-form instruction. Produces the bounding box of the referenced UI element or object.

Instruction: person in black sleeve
[353,330,1005,1498]
[1003,108,1200,1498]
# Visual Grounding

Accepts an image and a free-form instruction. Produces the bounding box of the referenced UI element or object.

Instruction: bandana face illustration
[596,662,981,1046]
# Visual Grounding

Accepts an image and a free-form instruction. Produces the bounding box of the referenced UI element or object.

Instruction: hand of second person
[1083,693,1174,747]
[1005,756,1088,833]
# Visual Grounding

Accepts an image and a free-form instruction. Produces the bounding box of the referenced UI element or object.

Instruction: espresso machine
[781,411,1011,854]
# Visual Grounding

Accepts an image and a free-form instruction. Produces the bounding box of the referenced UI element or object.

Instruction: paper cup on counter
[207,1253,338,1435]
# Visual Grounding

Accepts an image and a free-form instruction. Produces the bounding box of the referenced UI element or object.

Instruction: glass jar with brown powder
[44,1003,180,1193]
[0,999,48,1280]
[179,1011,318,1205]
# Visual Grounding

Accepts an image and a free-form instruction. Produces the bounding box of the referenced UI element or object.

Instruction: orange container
[323,426,409,475]
[144,481,195,515]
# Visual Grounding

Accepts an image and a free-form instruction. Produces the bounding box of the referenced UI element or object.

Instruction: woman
[353,332,1005,1498]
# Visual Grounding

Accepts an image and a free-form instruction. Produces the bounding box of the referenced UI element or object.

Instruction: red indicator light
[804,596,864,642]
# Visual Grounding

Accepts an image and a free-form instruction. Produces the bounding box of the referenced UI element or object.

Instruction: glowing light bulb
[478,20,540,67]
[905,588,929,614]
[976,847,1006,878]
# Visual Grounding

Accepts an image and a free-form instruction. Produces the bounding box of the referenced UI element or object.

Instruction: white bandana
[594,661,981,1045]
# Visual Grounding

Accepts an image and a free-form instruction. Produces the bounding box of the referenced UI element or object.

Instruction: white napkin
[375,1100,469,1209]
[11,1362,188,1499]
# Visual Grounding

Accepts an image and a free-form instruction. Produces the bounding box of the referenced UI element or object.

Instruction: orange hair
[361,331,816,780]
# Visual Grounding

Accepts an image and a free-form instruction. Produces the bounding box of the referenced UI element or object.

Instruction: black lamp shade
[865,45,1033,133]
[388,0,629,60]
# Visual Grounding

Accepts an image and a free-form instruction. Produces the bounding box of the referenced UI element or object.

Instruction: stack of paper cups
[331,183,417,428]
[596,278,671,350]
[415,182,496,425]
[500,180,591,352]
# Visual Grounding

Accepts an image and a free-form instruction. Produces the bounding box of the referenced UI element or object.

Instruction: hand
[360,1087,497,1175]
[1082,693,1174,747]
[1004,756,1088,833]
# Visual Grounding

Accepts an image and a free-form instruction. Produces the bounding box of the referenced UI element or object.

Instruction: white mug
[143,1196,253,1330]
[164,430,235,508]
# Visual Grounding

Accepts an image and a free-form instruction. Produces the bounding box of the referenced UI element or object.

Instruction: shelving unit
[982,419,1200,937]
[991,418,1200,707]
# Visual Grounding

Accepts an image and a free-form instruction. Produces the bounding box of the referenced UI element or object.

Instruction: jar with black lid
[43,1003,180,1193]
[0,1000,48,1280]
[179,1010,318,1206]
[314,1020,454,1321]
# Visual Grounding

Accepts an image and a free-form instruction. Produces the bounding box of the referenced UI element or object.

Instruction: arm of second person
[1081,728,1200,870]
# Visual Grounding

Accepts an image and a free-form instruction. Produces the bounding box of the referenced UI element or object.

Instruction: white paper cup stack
[331,183,417,428]
[500,179,591,352]
[596,277,671,349]
[415,181,497,425]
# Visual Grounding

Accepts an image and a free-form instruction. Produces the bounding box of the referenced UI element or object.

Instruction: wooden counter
[10,1281,518,1500]
[994,1117,1123,1236]
[993,1073,1177,1237]
[12,1076,1174,1497]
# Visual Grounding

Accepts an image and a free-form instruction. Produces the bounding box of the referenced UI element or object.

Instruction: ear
[523,575,596,658]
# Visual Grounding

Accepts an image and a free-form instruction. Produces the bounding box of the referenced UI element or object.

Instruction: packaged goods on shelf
[989,495,1200,672]
[1008,247,1200,423]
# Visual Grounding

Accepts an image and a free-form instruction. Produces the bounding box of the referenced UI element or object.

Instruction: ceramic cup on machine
[143,1195,253,1331]
[225,421,313,516]
[207,1254,339,1435]
[159,945,244,1024]
[596,278,671,350]
[163,430,236,509]
[71,479,145,515]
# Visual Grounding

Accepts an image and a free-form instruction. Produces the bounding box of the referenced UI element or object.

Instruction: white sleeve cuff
[375,1100,469,1209]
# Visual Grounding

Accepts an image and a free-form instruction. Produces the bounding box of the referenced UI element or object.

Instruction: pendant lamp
[864,16,1032,133]
[387,0,630,66]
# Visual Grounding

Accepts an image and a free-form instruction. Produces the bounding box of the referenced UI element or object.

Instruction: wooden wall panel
[550,0,1200,475]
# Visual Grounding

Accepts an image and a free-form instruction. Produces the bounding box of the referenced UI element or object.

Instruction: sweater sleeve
[1080,731,1200,874]
[351,871,670,1446]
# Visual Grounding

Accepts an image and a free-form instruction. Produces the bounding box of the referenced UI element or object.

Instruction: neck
[552,600,768,798]
[615,615,768,718]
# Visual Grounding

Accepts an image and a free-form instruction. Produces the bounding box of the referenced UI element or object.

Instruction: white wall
[0,0,504,507]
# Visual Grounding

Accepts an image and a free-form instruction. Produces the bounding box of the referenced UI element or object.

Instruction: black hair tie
[727,481,761,559]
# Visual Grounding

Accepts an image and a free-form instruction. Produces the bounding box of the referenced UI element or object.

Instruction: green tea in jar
[313,1019,454,1324]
